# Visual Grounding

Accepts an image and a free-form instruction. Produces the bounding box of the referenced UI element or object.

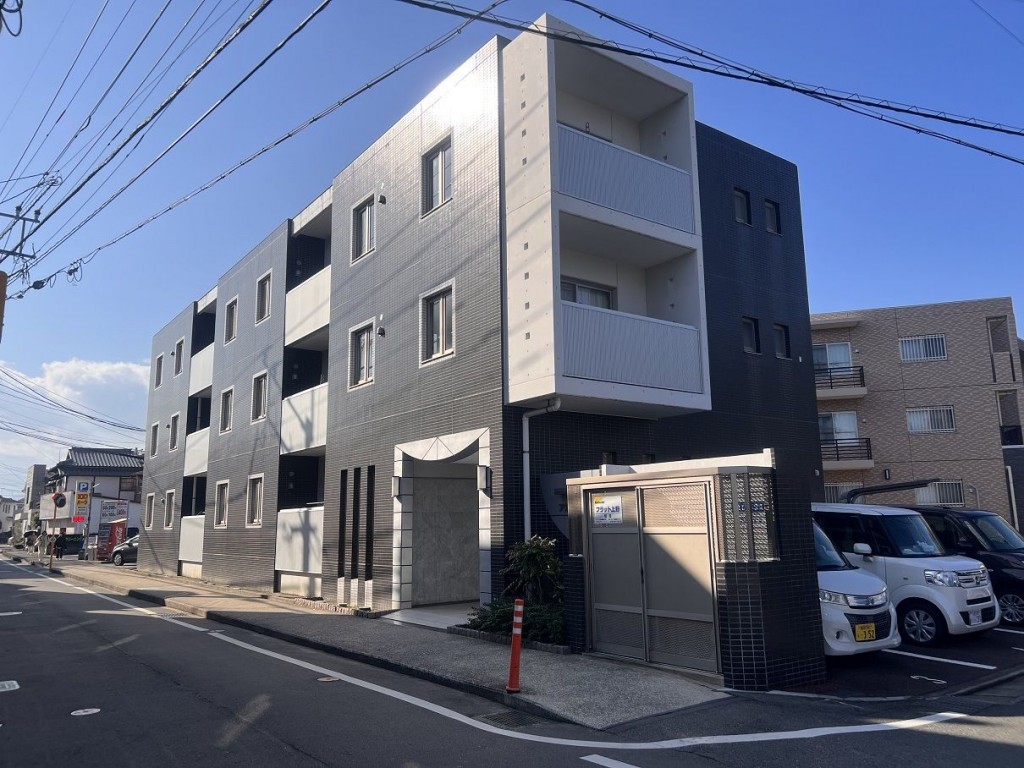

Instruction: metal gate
[587,481,718,672]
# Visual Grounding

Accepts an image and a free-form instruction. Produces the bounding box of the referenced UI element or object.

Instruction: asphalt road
[2,560,1024,768]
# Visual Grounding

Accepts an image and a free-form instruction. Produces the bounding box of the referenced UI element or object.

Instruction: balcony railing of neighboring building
[1000,424,1024,447]
[556,123,695,234]
[820,437,872,462]
[814,365,865,389]
[561,301,703,394]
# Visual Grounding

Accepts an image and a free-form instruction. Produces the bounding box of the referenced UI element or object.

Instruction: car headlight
[846,590,887,609]
[819,589,848,605]
[924,570,961,587]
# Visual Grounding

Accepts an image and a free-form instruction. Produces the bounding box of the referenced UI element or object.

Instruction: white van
[814,522,900,655]
[814,503,1001,646]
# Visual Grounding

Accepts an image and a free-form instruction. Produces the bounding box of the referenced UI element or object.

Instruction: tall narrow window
[773,323,790,358]
[423,139,452,213]
[150,423,159,457]
[145,494,155,529]
[246,475,264,526]
[214,481,229,527]
[988,316,1010,353]
[350,325,374,386]
[251,373,267,421]
[225,298,238,343]
[255,272,272,323]
[764,200,781,234]
[220,388,233,432]
[164,490,175,529]
[352,198,375,260]
[741,316,760,353]
[154,355,164,388]
[351,467,361,579]
[423,288,454,360]
[734,188,751,224]
[169,413,180,451]
[365,466,375,581]
[337,470,348,578]
[173,339,184,375]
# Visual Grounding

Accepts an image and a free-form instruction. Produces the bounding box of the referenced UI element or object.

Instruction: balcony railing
[561,301,703,393]
[189,345,214,395]
[821,438,872,462]
[1001,425,1023,447]
[814,365,865,389]
[557,124,695,233]
[280,382,328,454]
[184,427,210,476]
[285,264,331,346]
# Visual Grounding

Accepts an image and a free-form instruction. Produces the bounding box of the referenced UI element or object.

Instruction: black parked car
[911,506,1024,626]
[110,535,139,566]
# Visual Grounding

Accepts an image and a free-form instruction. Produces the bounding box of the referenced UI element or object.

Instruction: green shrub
[501,536,562,603]
[467,598,565,645]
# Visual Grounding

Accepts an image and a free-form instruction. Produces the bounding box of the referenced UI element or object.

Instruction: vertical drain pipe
[522,398,561,540]
[1008,465,1020,530]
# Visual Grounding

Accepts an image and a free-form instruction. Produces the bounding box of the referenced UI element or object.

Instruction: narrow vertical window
[246,475,264,526]
[255,272,272,323]
[214,481,229,527]
[337,470,348,578]
[154,355,164,388]
[351,467,361,579]
[765,200,781,234]
[169,413,180,451]
[350,325,375,386]
[150,423,159,457]
[352,198,376,260]
[225,298,238,343]
[423,139,452,213]
[423,288,454,360]
[773,323,790,358]
[365,465,375,581]
[734,188,751,224]
[173,339,184,375]
[251,373,268,421]
[164,490,175,529]
[742,316,760,353]
[220,388,233,432]
[145,494,155,529]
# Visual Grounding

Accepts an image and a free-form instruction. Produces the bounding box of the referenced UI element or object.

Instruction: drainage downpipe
[522,398,561,541]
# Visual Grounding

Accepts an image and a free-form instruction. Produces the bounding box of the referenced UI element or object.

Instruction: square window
[154,355,164,388]
[352,198,375,260]
[255,272,271,323]
[169,413,180,451]
[773,323,790,358]
[742,316,760,353]
[173,339,184,376]
[164,490,175,529]
[246,475,263,526]
[251,373,267,422]
[220,389,234,432]
[225,298,238,343]
[214,481,229,528]
[150,423,159,457]
[423,139,452,213]
[765,200,781,234]
[734,188,751,224]
[350,324,375,386]
[144,494,155,529]
[422,288,454,360]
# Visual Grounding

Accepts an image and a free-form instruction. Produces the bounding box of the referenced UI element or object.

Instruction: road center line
[882,649,996,670]
[994,627,1024,636]
[209,632,966,750]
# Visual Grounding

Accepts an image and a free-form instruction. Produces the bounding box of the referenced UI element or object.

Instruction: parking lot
[789,625,1024,698]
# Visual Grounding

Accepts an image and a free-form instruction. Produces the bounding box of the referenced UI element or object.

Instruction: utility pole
[0,205,41,343]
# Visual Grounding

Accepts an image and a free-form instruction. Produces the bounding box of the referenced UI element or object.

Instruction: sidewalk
[1,552,726,729]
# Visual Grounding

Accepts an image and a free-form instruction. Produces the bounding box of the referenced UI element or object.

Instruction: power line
[0,367,143,432]
[970,0,1024,50]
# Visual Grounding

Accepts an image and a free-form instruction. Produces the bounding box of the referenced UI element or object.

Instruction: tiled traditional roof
[57,447,143,474]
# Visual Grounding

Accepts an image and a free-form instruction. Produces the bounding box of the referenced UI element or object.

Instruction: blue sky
[0,0,1021,496]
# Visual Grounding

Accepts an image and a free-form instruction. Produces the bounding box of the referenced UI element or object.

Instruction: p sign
[77,482,90,492]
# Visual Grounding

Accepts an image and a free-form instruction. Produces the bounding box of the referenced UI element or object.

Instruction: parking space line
[582,756,641,767]
[994,627,1024,636]
[882,649,996,670]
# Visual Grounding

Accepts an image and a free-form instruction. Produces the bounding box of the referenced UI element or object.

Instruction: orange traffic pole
[506,598,524,693]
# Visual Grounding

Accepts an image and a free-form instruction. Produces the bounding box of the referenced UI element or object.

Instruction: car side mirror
[853,542,872,557]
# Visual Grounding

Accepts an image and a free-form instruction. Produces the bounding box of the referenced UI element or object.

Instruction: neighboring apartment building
[0,494,22,535]
[38,448,144,535]
[812,297,1024,526]
[140,15,825,690]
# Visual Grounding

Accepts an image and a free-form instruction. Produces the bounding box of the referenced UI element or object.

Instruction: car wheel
[112,552,124,567]
[999,591,1024,626]
[898,601,947,647]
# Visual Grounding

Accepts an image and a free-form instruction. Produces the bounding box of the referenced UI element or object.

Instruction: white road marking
[994,627,1024,636]
[582,756,641,767]
[883,649,996,670]
[0,681,19,693]
[1013,647,1024,652]
[910,675,946,685]
[0,611,23,617]
[210,632,965,750]
[70,709,100,716]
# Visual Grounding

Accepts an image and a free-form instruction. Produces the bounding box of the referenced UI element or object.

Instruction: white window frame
[144,493,155,529]
[164,489,175,529]
[899,334,947,362]
[349,320,376,389]
[150,423,159,457]
[224,296,239,344]
[251,371,268,423]
[560,278,614,310]
[813,342,852,369]
[819,411,859,441]
[352,195,376,262]
[255,270,272,324]
[420,283,454,364]
[245,474,264,527]
[907,405,956,434]
[219,387,234,433]
[173,338,184,376]
[214,480,229,528]
[915,480,965,507]
[154,354,164,388]
[168,412,180,451]
[422,138,453,214]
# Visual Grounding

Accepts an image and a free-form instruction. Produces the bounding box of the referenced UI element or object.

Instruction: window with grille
[423,139,452,213]
[824,482,863,503]
[899,334,946,362]
[907,405,955,433]
[352,197,375,260]
[214,481,229,527]
[246,475,264,526]
[915,480,965,507]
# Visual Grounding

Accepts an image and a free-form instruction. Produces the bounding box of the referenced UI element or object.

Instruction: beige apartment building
[811,297,1024,525]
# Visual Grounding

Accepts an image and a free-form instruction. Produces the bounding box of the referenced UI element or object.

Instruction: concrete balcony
[184,427,210,476]
[285,265,331,347]
[557,124,694,234]
[189,345,214,395]
[280,383,328,455]
[815,365,867,400]
[821,438,874,471]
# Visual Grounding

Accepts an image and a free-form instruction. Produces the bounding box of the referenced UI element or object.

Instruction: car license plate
[969,609,982,625]
[854,623,876,642]
[966,588,987,600]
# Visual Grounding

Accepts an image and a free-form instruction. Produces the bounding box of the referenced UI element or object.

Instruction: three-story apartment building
[812,297,1024,526]
[141,15,825,690]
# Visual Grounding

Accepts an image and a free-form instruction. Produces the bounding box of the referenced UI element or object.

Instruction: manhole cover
[477,710,543,730]
[0,681,19,693]
[71,709,101,717]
